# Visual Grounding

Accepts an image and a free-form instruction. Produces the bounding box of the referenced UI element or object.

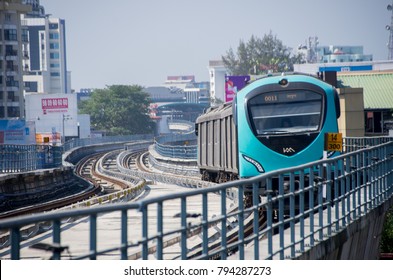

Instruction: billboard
[225,75,250,102]
[41,97,69,114]
[36,132,61,145]
[0,120,36,145]
[25,93,78,139]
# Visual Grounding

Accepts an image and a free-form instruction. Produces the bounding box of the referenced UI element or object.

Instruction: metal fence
[0,134,153,174]
[0,144,63,173]
[3,134,390,174]
[63,134,154,152]
[1,140,392,259]
[154,133,197,159]
[343,136,393,152]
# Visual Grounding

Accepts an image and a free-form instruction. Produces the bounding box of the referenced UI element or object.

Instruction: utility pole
[387,1,393,60]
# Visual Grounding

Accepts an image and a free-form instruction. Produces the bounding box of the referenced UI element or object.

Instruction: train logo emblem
[283,147,295,153]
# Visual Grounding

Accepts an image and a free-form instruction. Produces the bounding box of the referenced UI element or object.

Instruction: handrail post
[121,209,128,260]
[237,185,244,260]
[10,227,20,260]
[52,219,61,260]
[90,214,97,260]
[220,189,227,260]
[181,197,187,259]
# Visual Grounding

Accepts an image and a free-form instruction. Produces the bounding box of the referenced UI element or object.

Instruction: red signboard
[41,98,68,114]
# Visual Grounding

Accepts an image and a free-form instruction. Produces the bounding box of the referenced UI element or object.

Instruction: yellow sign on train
[324,132,343,152]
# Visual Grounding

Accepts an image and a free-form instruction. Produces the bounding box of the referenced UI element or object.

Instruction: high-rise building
[22,0,71,94]
[0,0,31,118]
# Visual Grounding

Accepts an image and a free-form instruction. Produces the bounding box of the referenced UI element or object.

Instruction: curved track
[0,145,265,260]
[75,148,265,260]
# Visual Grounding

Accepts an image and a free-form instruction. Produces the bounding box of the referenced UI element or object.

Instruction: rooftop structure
[297,41,373,64]
[338,71,393,110]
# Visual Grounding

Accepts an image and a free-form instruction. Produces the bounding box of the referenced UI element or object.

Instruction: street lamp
[62,114,71,143]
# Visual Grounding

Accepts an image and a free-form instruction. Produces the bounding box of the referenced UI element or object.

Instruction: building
[0,119,36,144]
[21,0,71,94]
[164,75,195,91]
[337,71,393,135]
[25,92,85,142]
[208,54,393,137]
[145,77,210,135]
[184,81,209,104]
[0,0,32,118]
[22,0,44,17]
[295,60,393,76]
[294,59,393,136]
[297,41,373,64]
[316,45,372,63]
[208,60,227,104]
[210,44,375,106]
[144,86,185,104]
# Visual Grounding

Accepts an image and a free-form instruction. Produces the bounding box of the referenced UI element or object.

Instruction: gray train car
[195,103,238,182]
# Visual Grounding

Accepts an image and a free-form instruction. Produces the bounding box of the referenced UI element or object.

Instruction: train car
[196,102,238,182]
[195,73,340,184]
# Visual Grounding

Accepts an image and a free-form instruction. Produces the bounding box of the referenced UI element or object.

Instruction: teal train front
[235,73,340,178]
[196,73,340,183]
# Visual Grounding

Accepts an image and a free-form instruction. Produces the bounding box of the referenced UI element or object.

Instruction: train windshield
[248,90,323,135]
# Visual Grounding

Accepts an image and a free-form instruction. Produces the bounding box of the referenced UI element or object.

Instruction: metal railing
[0,144,63,173]
[0,140,392,259]
[0,134,153,174]
[4,134,388,175]
[343,136,393,152]
[153,133,197,159]
[63,134,153,152]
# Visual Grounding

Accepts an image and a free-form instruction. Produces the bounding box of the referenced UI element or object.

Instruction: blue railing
[343,136,393,152]
[1,140,392,259]
[154,133,197,159]
[0,144,63,173]
[63,134,153,152]
[0,134,153,174]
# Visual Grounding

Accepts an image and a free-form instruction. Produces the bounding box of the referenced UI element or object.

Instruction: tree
[380,207,393,253]
[79,85,155,135]
[222,31,305,76]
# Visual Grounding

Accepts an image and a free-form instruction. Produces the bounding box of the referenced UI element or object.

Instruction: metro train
[195,73,341,185]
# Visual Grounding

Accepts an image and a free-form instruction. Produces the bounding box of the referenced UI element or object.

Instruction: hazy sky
[40,0,392,91]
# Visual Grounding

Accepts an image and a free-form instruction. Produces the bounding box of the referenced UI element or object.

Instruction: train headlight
[279,78,289,86]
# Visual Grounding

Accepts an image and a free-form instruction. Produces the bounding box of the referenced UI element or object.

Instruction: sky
[40,0,392,91]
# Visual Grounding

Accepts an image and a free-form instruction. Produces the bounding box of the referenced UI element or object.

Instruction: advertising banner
[225,75,250,102]
[41,97,69,114]
[25,93,78,138]
[0,120,36,144]
[36,132,61,145]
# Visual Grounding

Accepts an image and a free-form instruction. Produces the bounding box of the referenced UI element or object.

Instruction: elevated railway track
[2,137,392,260]
[0,142,239,259]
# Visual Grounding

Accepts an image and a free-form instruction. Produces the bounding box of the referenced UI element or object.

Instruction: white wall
[25,93,79,138]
